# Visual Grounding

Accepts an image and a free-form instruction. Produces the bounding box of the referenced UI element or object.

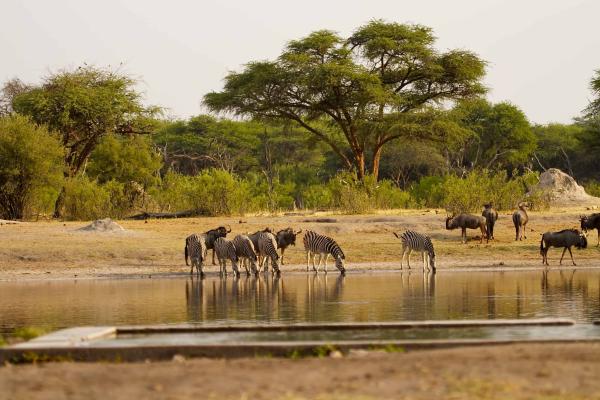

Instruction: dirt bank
[1,343,599,399]
[0,208,599,281]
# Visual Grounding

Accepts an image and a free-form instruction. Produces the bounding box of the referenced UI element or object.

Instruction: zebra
[213,237,239,277]
[203,226,232,264]
[248,229,280,273]
[393,230,436,272]
[232,234,259,275]
[185,234,207,276]
[303,230,345,274]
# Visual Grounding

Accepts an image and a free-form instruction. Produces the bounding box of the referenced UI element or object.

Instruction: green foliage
[443,170,546,214]
[151,170,258,216]
[204,20,486,178]
[584,181,600,197]
[12,327,48,341]
[87,135,162,187]
[448,100,536,171]
[0,115,64,219]
[62,176,112,220]
[410,176,446,208]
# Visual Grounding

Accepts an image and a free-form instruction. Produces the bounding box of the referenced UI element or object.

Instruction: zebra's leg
[406,249,412,270]
[323,253,328,274]
[559,247,567,265]
[306,251,311,272]
[568,247,576,266]
[400,245,406,270]
[314,253,321,273]
[422,252,427,272]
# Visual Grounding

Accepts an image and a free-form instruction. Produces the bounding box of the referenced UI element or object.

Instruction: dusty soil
[0,208,599,280]
[1,343,599,399]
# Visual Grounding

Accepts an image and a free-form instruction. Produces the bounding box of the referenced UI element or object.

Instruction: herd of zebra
[184,227,345,277]
[184,208,600,277]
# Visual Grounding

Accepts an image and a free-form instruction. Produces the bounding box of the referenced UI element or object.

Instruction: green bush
[62,176,111,220]
[151,169,259,216]
[327,172,372,214]
[584,181,600,197]
[410,176,446,208]
[0,115,64,219]
[373,180,414,209]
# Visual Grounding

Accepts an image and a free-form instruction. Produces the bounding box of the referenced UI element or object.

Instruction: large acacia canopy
[204,20,487,179]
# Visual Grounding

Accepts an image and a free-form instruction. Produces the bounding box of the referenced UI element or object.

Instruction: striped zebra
[232,234,259,275]
[185,234,207,276]
[214,237,239,277]
[248,230,280,274]
[303,230,345,274]
[393,230,436,272]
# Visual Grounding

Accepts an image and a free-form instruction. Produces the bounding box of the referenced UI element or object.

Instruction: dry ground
[0,208,599,280]
[1,343,600,399]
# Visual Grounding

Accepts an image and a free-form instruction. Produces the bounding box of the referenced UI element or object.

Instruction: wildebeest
[512,202,529,241]
[482,203,498,240]
[580,213,600,246]
[204,225,232,264]
[540,229,587,266]
[445,214,487,244]
[275,228,302,265]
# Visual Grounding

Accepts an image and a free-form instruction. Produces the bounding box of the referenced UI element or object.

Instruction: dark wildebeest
[580,213,600,247]
[512,202,529,241]
[445,214,487,244]
[204,225,232,264]
[482,203,499,240]
[540,229,587,266]
[275,228,302,265]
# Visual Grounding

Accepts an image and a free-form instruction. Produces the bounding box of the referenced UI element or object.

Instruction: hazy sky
[2,0,599,124]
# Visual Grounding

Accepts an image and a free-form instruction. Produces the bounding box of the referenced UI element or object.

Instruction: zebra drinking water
[393,230,436,272]
[232,234,259,275]
[214,237,239,277]
[303,230,345,275]
[184,234,207,276]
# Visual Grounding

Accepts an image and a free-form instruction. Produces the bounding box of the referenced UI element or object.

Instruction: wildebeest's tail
[185,244,189,266]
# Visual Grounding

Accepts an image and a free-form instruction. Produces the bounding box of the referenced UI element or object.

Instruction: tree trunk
[53,186,66,219]
[355,151,365,180]
[371,145,384,181]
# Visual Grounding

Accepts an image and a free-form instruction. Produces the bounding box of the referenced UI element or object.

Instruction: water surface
[2,270,600,336]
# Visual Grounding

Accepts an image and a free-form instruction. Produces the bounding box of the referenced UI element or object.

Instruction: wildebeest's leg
[212,249,216,265]
[523,222,528,240]
[559,247,567,265]
[597,228,599,246]
[281,248,285,265]
[567,247,576,266]
[461,228,467,244]
[480,224,486,244]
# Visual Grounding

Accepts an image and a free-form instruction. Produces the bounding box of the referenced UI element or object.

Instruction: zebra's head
[335,254,345,275]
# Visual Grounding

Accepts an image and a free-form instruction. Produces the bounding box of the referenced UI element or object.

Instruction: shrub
[327,172,372,214]
[584,181,600,197]
[62,176,111,220]
[410,176,446,208]
[0,115,64,219]
[151,169,259,216]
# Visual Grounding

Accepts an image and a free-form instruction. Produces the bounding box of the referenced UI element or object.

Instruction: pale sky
[2,0,599,124]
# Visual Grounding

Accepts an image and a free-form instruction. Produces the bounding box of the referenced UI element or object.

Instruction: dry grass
[0,207,598,279]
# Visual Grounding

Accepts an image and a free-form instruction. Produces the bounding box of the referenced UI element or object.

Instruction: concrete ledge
[2,338,600,363]
[12,327,116,349]
[117,319,575,334]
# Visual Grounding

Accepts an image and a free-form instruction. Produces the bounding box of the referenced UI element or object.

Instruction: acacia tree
[11,66,158,217]
[204,20,486,180]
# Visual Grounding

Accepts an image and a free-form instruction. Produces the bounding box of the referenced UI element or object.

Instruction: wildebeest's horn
[226,225,232,233]
[393,232,400,238]
[295,229,302,234]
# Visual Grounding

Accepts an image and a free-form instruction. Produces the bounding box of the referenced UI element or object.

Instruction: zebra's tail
[185,244,189,266]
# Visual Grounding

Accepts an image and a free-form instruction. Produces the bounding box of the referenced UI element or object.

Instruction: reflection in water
[2,270,600,333]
